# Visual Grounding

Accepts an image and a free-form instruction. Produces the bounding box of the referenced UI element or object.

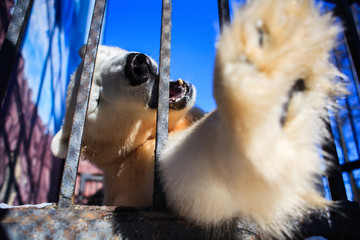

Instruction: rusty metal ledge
[0,205,259,240]
[0,204,117,240]
[1,201,360,240]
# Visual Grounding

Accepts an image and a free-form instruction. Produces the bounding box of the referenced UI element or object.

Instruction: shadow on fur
[112,207,262,240]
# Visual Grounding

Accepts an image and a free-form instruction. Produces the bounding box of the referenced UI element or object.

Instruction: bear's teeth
[178,78,184,86]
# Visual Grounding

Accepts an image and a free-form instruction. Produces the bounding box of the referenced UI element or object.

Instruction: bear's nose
[125,53,156,86]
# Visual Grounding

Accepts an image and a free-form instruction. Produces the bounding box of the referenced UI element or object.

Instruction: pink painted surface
[0,0,104,205]
[0,0,63,205]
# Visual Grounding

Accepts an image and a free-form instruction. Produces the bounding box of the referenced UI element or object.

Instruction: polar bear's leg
[160,0,344,238]
[51,63,82,158]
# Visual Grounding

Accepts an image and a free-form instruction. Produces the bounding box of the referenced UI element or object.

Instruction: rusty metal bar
[58,0,107,209]
[153,0,172,210]
[0,0,34,106]
[217,0,230,31]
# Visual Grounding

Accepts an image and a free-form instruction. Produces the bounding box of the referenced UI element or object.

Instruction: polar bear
[52,0,345,238]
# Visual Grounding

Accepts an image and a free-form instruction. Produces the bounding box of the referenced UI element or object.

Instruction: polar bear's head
[51,45,196,159]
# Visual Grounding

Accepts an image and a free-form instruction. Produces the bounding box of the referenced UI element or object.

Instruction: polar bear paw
[214,0,342,129]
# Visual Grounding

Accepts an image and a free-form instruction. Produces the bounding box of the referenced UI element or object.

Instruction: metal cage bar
[153,0,172,210]
[322,120,348,200]
[217,0,231,31]
[0,0,34,106]
[333,48,360,202]
[58,0,107,209]
[325,0,360,201]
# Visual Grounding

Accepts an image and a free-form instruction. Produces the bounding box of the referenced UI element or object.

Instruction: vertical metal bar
[58,0,107,209]
[153,0,172,210]
[322,118,348,201]
[335,0,360,87]
[217,0,230,31]
[336,113,360,202]
[0,0,34,106]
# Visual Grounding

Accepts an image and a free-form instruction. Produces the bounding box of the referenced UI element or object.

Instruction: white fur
[51,45,197,206]
[52,0,345,238]
[160,0,344,237]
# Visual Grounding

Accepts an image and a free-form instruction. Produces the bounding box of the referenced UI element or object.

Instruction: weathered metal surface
[1,202,360,240]
[0,204,118,240]
[58,0,107,209]
[217,0,230,31]
[153,0,172,210]
[0,0,34,106]
[0,205,260,240]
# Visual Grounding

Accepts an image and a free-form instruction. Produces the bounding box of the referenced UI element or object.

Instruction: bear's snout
[125,53,157,86]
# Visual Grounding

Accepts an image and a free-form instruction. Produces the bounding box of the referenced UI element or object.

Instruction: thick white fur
[52,45,200,206]
[52,0,345,238]
[160,0,344,237]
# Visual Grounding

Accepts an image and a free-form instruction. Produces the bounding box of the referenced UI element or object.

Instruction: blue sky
[103,0,226,112]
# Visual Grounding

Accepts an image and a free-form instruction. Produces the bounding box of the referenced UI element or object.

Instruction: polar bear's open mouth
[148,78,193,110]
[169,79,192,110]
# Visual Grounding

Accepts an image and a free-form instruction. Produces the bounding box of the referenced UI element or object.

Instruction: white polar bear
[51,0,345,238]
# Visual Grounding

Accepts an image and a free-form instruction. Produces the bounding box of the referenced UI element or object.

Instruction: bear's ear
[51,128,69,159]
[79,45,87,59]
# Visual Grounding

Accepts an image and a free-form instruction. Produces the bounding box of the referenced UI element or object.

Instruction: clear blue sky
[103,0,227,112]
